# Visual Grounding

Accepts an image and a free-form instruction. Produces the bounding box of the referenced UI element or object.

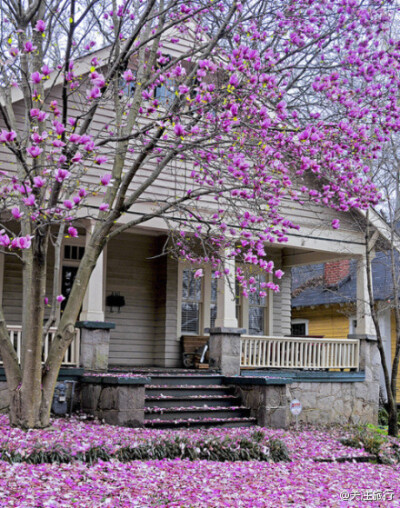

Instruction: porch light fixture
[106,292,126,313]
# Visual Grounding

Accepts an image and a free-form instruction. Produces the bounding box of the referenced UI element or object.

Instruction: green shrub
[378,407,389,426]
[0,434,290,465]
[340,426,386,456]
[268,438,291,462]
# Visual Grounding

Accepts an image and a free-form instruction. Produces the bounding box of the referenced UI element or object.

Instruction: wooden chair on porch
[181,335,209,368]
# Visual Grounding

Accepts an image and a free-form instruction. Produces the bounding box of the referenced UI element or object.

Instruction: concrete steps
[144,374,256,429]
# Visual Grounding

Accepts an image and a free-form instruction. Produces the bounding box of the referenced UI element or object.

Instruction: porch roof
[292,250,399,308]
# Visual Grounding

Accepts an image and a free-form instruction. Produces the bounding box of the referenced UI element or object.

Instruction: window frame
[178,264,205,336]
[348,316,357,335]
[177,262,275,337]
[291,318,309,337]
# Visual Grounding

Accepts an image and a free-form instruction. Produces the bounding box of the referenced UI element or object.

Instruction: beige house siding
[3,241,55,326]
[105,232,159,366]
[3,253,23,326]
[153,249,180,367]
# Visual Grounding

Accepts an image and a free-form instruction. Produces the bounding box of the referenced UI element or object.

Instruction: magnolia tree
[0,0,400,428]
[361,133,400,437]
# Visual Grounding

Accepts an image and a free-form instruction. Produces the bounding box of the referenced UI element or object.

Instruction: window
[64,245,84,261]
[181,268,202,334]
[61,242,85,313]
[349,317,357,334]
[155,78,176,105]
[119,72,136,98]
[178,264,273,336]
[291,319,309,336]
[248,273,267,336]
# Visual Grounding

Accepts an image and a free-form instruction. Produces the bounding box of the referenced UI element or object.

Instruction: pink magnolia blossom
[71,152,83,164]
[23,41,37,53]
[95,156,108,165]
[100,174,112,186]
[90,72,105,87]
[63,200,73,210]
[0,233,10,247]
[41,64,51,76]
[67,226,78,238]
[194,269,203,278]
[27,146,42,158]
[54,169,70,182]
[99,203,109,211]
[31,72,43,84]
[86,87,102,100]
[123,69,135,82]
[0,130,17,143]
[11,207,23,219]
[33,176,45,188]
[174,123,186,137]
[35,19,46,32]
[56,294,65,303]
[9,47,19,58]
[23,195,35,206]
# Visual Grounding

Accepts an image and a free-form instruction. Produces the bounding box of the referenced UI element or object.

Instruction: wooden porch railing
[240,335,360,370]
[3,326,80,367]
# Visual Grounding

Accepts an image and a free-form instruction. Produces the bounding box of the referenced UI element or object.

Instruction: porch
[0,224,374,374]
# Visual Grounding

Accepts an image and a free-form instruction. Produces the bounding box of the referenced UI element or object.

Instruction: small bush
[340,426,386,456]
[268,438,291,462]
[378,408,389,426]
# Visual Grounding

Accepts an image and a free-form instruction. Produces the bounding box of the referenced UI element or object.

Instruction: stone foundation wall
[287,380,378,426]
[236,378,379,429]
[80,381,146,427]
[0,382,9,413]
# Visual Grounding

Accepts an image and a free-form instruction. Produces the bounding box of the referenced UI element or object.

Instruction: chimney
[324,259,350,288]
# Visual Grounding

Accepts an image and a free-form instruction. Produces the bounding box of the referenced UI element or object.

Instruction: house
[292,254,398,402]
[0,35,398,427]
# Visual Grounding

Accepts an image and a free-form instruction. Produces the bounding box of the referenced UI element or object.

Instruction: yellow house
[292,256,398,402]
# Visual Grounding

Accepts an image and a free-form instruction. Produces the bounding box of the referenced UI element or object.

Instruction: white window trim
[348,316,357,335]
[59,236,87,318]
[177,262,275,337]
[291,318,309,336]
[177,263,212,336]
[237,268,273,336]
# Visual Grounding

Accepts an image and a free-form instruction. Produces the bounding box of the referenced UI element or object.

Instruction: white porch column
[80,224,106,322]
[214,254,238,328]
[355,254,375,337]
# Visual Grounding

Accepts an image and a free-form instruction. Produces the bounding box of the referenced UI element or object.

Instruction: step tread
[144,416,257,427]
[145,405,247,413]
[146,384,229,389]
[146,395,240,401]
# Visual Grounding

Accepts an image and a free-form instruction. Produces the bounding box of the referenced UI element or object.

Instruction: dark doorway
[61,265,79,311]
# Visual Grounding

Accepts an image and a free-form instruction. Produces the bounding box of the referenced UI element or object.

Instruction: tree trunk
[4,222,107,428]
[388,394,398,436]
[8,230,49,428]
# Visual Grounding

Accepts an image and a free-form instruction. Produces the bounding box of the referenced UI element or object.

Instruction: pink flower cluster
[0,415,397,506]
[0,459,399,507]
[0,415,371,461]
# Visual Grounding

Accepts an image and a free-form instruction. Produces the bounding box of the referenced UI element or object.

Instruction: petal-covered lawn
[0,416,399,507]
[0,460,399,507]
[0,415,371,461]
